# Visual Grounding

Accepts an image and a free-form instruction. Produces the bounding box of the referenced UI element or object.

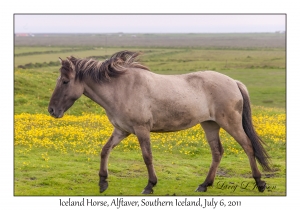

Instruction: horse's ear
[66,56,76,72]
[59,57,63,65]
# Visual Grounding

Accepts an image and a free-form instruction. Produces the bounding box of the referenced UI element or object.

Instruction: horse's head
[48,57,84,118]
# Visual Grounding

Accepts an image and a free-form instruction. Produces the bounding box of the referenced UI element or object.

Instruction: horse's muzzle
[48,106,63,118]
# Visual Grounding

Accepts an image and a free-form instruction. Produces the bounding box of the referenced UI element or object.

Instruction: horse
[48,50,271,194]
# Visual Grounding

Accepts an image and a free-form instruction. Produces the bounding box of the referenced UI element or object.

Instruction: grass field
[14,109,285,196]
[14,33,286,196]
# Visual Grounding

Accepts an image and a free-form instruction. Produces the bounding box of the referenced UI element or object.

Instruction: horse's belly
[150,107,208,132]
[150,120,198,132]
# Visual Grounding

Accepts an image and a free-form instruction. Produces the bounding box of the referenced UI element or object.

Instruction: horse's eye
[62,80,69,84]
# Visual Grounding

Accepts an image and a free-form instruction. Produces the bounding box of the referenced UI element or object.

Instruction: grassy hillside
[14,47,285,115]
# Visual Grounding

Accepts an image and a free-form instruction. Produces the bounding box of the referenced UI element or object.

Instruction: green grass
[14,108,285,196]
[15,144,285,196]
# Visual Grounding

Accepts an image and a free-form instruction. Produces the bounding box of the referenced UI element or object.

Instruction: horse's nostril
[48,107,54,114]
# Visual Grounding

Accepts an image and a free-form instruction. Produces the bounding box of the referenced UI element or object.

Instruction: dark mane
[67,51,150,82]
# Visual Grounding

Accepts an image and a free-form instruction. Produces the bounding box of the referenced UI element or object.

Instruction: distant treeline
[17,61,60,69]
[16,55,109,69]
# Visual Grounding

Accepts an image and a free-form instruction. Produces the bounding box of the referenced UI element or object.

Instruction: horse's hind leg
[222,123,266,192]
[196,121,223,192]
[99,128,129,193]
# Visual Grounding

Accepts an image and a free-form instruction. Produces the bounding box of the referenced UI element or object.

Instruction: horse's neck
[82,77,116,110]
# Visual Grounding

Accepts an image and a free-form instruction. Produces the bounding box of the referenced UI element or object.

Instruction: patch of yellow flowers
[14,110,285,157]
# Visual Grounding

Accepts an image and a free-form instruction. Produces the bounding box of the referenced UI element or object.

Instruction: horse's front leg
[99,128,129,193]
[134,126,157,194]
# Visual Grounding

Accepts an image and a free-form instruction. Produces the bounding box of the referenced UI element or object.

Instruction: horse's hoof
[142,188,153,194]
[99,181,108,193]
[257,181,266,192]
[195,185,207,192]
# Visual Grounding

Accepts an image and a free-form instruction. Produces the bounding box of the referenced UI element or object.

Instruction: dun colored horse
[48,51,270,194]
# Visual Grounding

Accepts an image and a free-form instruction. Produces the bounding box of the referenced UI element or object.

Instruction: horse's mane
[66,51,150,82]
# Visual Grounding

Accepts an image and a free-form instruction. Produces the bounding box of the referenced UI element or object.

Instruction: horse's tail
[236,81,271,171]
